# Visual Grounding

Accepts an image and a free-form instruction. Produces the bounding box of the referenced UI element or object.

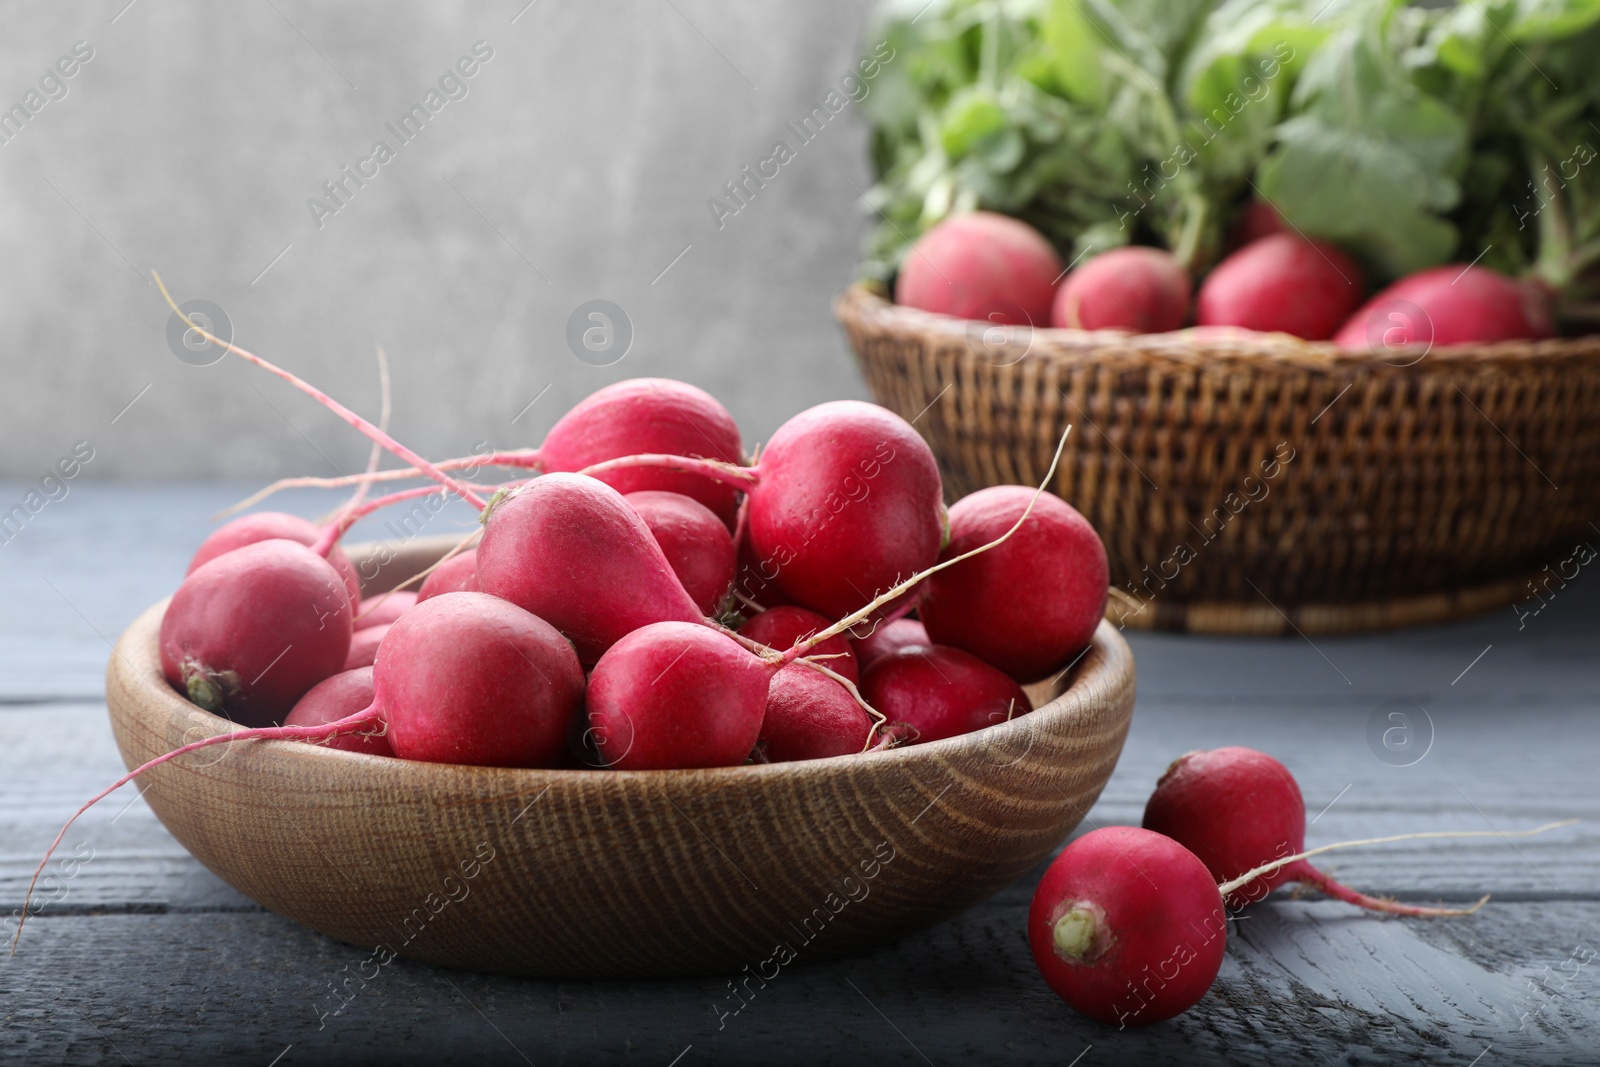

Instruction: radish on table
[1029,826,1227,1028]
[1144,746,1506,915]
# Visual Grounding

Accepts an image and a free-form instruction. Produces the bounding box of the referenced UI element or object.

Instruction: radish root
[154,272,489,512]
[1216,820,1579,914]
[219,450,544,519]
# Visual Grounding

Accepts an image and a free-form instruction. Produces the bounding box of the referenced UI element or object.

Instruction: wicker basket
[836,283,1600,634]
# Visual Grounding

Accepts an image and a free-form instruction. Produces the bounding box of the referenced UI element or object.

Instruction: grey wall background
[0,0,882,481]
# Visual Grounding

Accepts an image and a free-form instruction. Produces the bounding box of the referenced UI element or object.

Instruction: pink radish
[1197,233,1364,340]
[896,211,1062,325]
[372,591,584,766]
[860,645,1031,745]
[851,618,930,673]
[188,512,361,608]
[342,624,388,670]
[625,490,736,617]
[1030,826,1227,1027]
[1144,747,1490,915]
[744,401,944,619]
[540,379,745,530]
[919,486,1107,683]
[580,400,945,621]
[283,667,392,757]
[739,605,859,684]
[1332,265,1554,350]
[757,666,874,763]
[416,548,480,601]
[161,539,353,727]
[355,590,415,630]
[476,474,703,665]
[1052,247,1190,333]
[732,517,794,610]
[585,622,774,770]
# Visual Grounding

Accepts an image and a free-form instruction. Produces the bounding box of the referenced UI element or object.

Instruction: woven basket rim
[837,282,1600,371]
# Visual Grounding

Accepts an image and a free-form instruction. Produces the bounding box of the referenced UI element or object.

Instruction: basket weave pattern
[837,284,1600,633]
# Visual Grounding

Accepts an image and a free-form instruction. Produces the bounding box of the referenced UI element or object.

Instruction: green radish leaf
[1256,16,1469,276]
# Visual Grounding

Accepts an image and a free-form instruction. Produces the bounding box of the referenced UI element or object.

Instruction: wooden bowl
[105,536,1136,978]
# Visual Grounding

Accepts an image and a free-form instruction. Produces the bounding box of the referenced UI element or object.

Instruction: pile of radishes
[153,351,1109,773]
[897,207,1554,347]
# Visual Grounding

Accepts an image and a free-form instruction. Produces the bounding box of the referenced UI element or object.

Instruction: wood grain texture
[101,539,1136,979]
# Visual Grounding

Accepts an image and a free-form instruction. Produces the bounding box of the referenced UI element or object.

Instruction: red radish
[758,666,873,762]
[416,548,480,601]
[920,486,1107,683]
[373,592,584,766]
[1029,826,1227,1027]
[1144,747,1490,916]
[1332,265,1554,350]
[739,605,859,684]
[732,516,794,610]
[851,618,930,673]
[161,539,353,727]
[342,624,388,670]
[355,590,415,630]
[575,401,945,620]
[860,645,1031,745]
[585,621,773,770]
[1227,199,1283,250]
[188,512,361,608]
[283,667,392,757]
[476,474,704,665]
[1052,247,1190,333]
[625,490,736,617]
[746,401,945,619]
[1197,233,1363,340]
[539,379,745,529]
[896,211,1062,325]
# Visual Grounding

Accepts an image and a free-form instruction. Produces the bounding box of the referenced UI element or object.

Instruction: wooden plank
[2,902,1596,1065]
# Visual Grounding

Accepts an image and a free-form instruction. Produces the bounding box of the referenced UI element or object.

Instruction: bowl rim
[112,595,1133,787]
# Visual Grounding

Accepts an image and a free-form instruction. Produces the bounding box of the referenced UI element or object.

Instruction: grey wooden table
[2,486,1596,1066]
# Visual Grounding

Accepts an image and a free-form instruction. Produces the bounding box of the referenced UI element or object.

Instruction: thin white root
[1216,820,1580,897]
[792,656,889,748]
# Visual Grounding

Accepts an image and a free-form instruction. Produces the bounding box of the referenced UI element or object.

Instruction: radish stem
[153,272,489,511]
